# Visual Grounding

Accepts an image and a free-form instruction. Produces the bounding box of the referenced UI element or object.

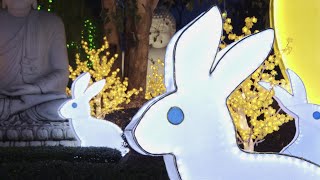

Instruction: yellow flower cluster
[225,16,293,151]
[67,37,142,118]
[220,14,259,49]
[145,59,166,100]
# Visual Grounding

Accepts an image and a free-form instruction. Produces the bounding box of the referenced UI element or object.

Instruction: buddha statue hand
[0,84,41,96]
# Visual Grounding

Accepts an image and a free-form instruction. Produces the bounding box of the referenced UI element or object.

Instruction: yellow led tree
[145,58,166,100]
[68,37,142,119]
[224,15,293,152]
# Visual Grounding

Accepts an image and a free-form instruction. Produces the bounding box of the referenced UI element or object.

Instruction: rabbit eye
[313,111,320,120]
[167,107,184,125]
[72,102,78,108]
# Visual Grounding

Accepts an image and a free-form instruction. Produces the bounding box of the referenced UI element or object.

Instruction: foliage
[0,147,168,180]
[68,37,142,118]
[0,147,121,163]
[224,15,293,152]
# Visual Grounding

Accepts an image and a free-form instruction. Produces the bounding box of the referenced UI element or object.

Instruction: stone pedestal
[0,119,79,147]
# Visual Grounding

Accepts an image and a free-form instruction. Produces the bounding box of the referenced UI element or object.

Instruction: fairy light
[67,41,80,49]
[37,0,53,12]
[82,19,97,51]
[48,0,53,12]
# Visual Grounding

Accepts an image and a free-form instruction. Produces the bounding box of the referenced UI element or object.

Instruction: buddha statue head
[149,8,176,49]
[2,0,37,16]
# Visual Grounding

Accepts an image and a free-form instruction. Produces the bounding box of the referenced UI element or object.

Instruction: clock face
[149,17,176,48]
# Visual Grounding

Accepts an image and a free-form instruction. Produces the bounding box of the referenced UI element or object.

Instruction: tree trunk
[238,106,255,152]
[102,0,122,76]
[243,138,254,152]
[124,0,159,103]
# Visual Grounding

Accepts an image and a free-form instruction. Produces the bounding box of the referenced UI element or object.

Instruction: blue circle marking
[313,111,320,120]
[72,102,78,108]
[167,106,184,125]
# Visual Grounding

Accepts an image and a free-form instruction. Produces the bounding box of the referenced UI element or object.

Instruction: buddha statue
[0,0,77,146]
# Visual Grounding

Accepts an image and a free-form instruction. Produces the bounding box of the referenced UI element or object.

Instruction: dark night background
[38,0,270,53]
[85,0,269,31]
[0,0,297,179]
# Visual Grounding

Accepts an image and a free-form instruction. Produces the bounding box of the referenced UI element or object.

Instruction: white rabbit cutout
[259,69,320,165]
[125,6,320,180]
[59,72,129,156]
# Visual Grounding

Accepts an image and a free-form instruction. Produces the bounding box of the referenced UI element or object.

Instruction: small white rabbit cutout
[260,69,320,165]
[59,72,129,156]
[125,6,320,180]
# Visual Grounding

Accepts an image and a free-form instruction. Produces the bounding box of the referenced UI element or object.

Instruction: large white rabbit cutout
[124,6,320,180]
[59,73,129,156]
[260,69,320,165]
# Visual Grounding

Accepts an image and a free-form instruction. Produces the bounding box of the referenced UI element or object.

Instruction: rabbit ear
[173,6,222,89]
[259,69,308,109]
[211,29,274,99]
[210,41,238,73]
[71,72,91,98]
[164,12,206,92]
[84,79,106,100]
[259,81,296,108]
[286,69,307,102]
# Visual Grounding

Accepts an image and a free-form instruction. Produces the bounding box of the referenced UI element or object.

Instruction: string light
[37,0,53,12]
[82,19,97,50]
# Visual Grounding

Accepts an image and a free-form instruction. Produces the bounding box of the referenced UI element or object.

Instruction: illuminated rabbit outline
[125,6,320,180]
[59,72,129,156]
[260,69,320,166]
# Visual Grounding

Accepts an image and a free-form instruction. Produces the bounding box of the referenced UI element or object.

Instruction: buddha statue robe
[0,9,69,122]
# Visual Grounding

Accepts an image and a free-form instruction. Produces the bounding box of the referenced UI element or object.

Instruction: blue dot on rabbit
[313,111,320,120]
[167,107,184,125]
[72,102,78,108]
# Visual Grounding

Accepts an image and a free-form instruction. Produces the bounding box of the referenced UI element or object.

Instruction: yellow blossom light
[67,38,142,118]
[145,59,166,100]
[224,16,293,152]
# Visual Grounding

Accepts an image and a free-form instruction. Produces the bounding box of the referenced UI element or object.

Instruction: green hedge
[0,147,169,180]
